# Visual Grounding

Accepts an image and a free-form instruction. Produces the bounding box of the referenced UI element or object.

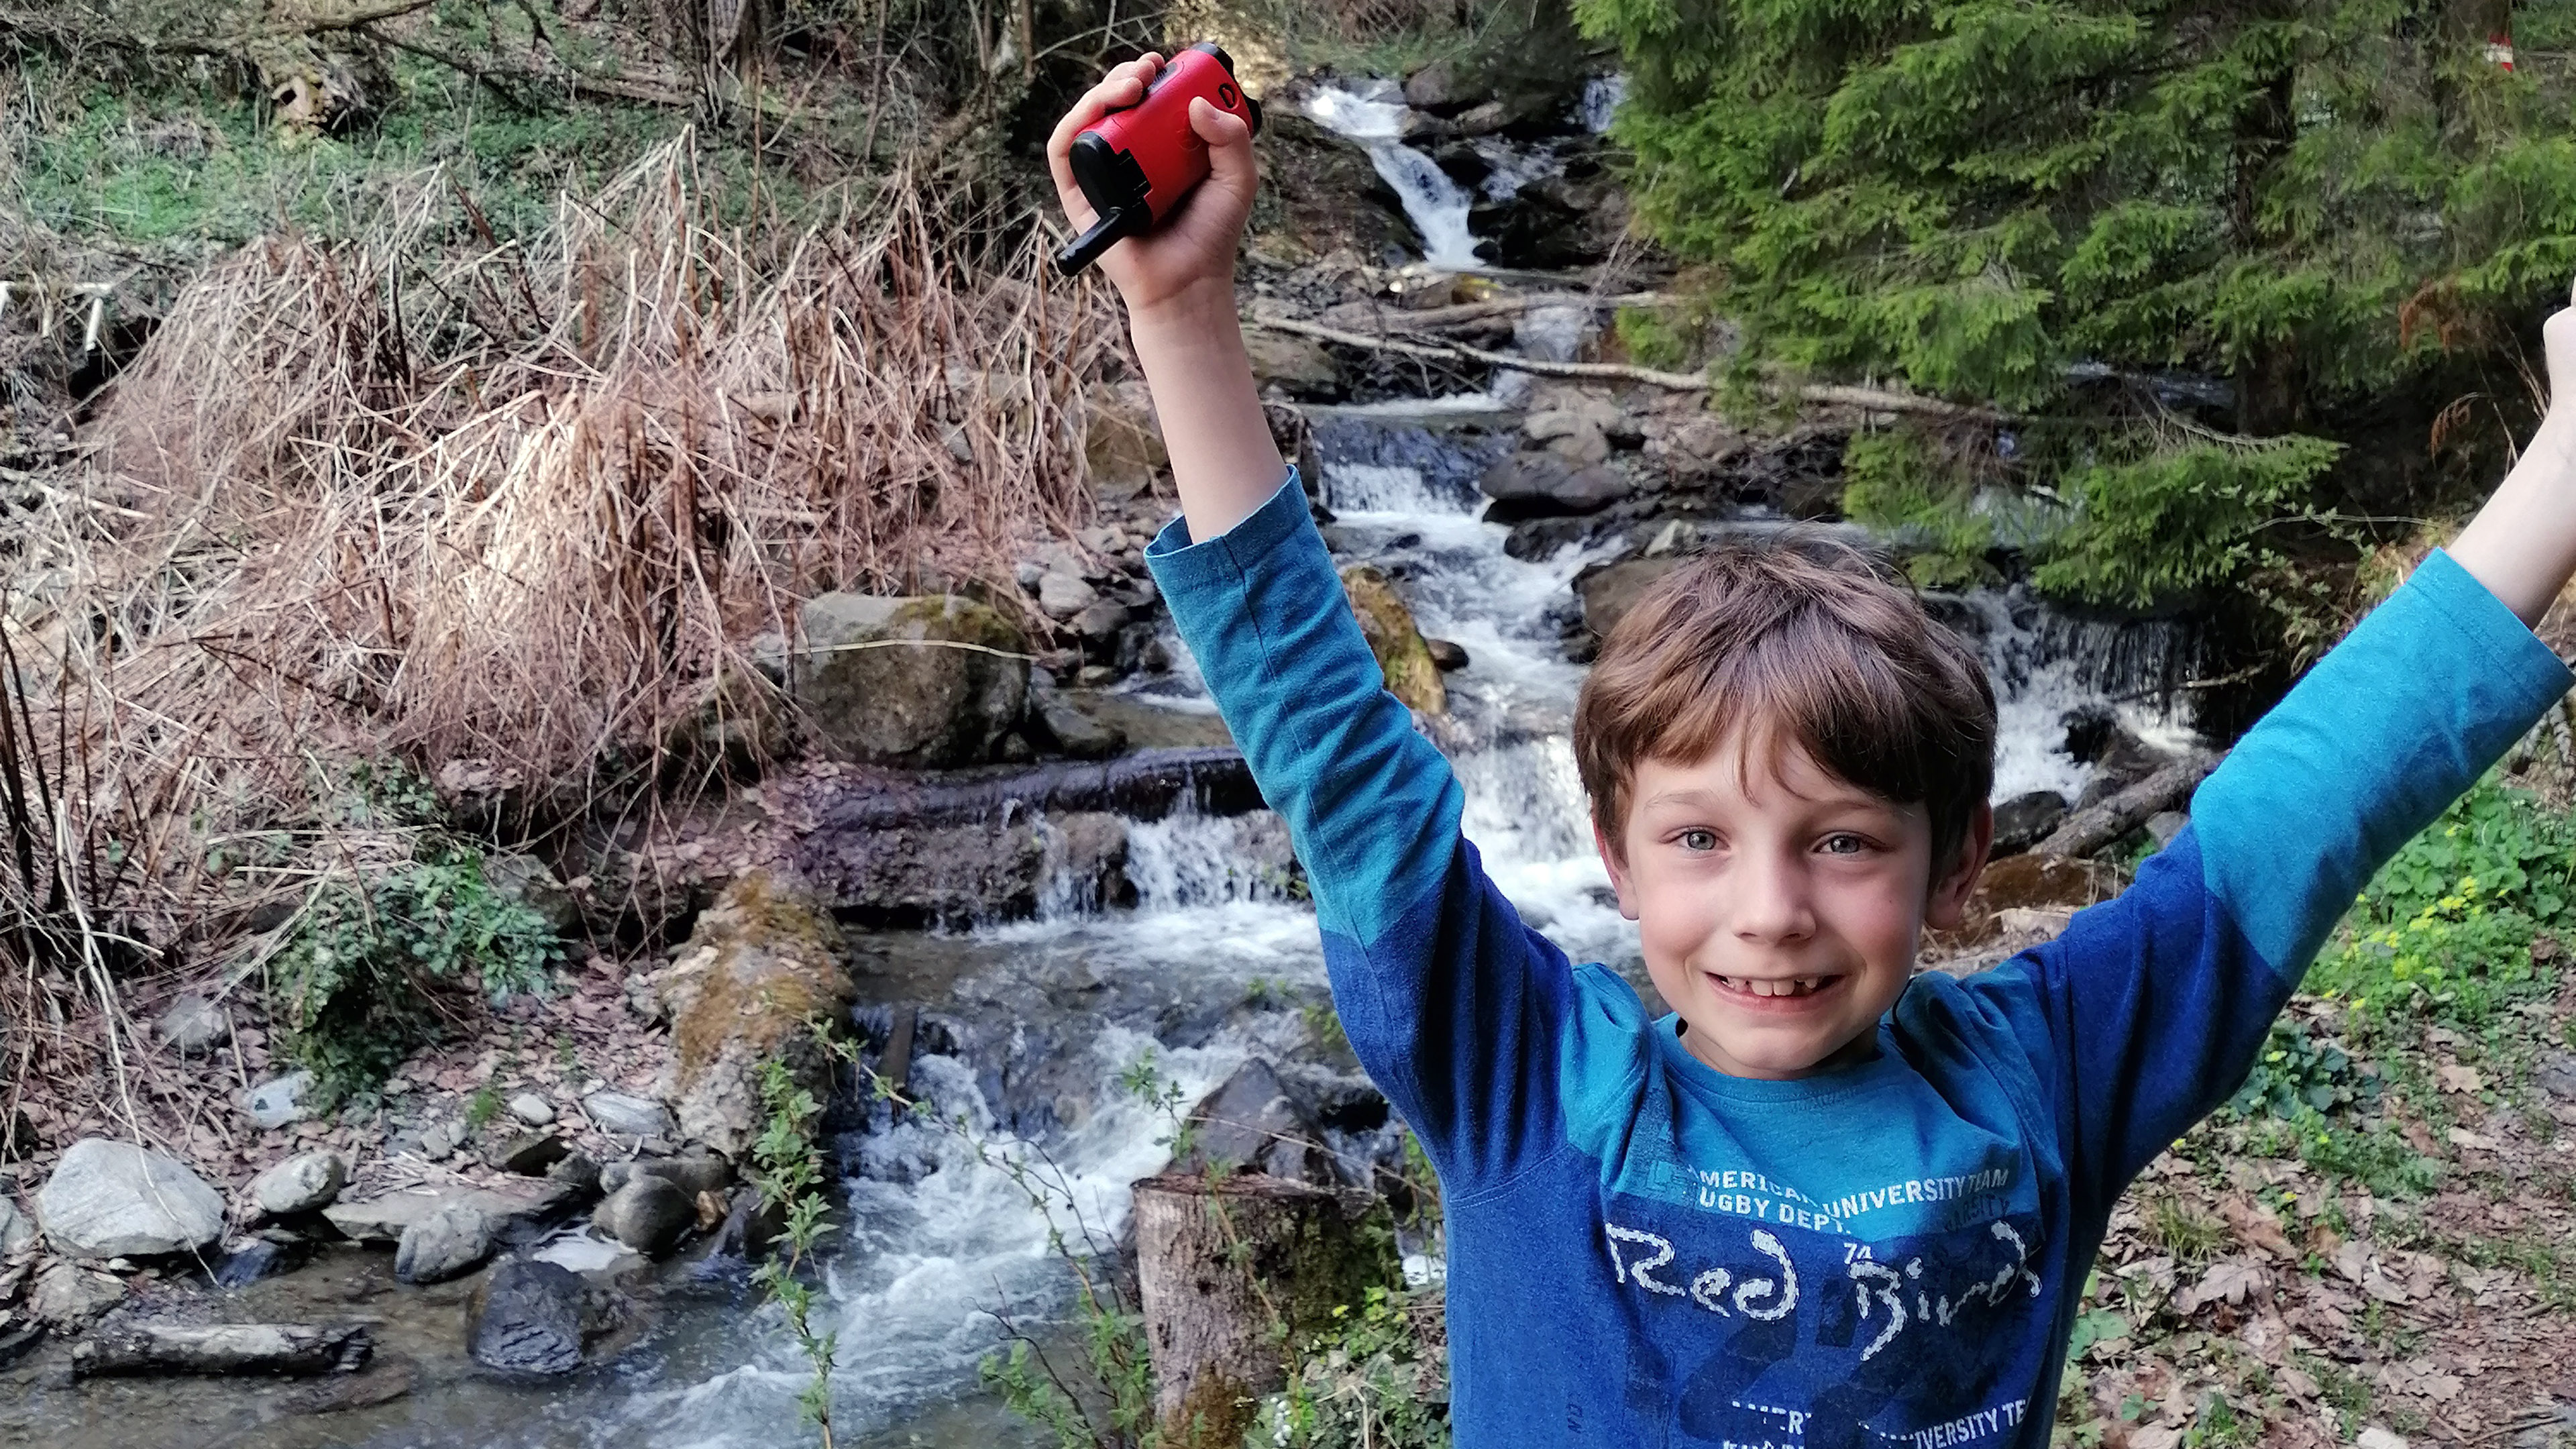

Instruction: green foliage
[750,1056,841,1446]
[1839,429,1998,589]
[273,841,560,1100]
[2225,1021,2381,1120]
[1260,1286,1452,1449]
[1615,305,1694,372]
[1578,0,2576,608]
[464,1081,504,1132]
[2308,775,2576,1029]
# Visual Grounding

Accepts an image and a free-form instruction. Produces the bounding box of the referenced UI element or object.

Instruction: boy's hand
[1048,53,1259,325]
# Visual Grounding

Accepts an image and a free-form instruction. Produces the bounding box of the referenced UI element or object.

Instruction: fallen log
[2033,752,2224,859]
[1134,1172,1387,1449]
[70,1323,373,1379]
[1313,290,1665,335]
[1245,311,2010,423]
[811,745,1260,831]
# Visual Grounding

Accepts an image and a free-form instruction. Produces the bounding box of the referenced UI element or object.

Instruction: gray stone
[506,1093,557,1127]
[1242,331,1341,394]
[1424,637,1469,672]
[1477,453,1625,520]
[1574,555,1688,641]
[0,1194,32,1255]
[592,1177,694,1258]
[211,1235,305,1288]
[483,853,580,938]
[647,875,856,1159]
[1031,686,1126,760]
[793,593,1030,768]
[244,1071,317,1130]
[154,995,230,1057]
[31,1260,125,1327]
[1544,421,1611,467]
[469,1258,591,1375]
[419,1120,460,1161]
[36,1137,227,1256]
[2145,810,2190,849]
[581,1090,674,1140]
[323,1178,580,1246]
[394,1204,494,1285]
[1178,1059,1328,1185]
[1036,572,1099,622]
[250,1150,347,1218]
[1071,599,1128,645]
[545,1151,602,1195]
[1401,59,1467,113]
[2535,1051,2576,1102]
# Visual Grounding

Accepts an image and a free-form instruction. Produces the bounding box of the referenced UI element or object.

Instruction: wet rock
[1425,637,1469,672]
[711,1187,789,1262]
[0,1323,42,1371]
[800,816,1052,924]
[489,1133,572,1177]
[592,1177,694,1258]
[394,1204,494,1285]
[598,1154,733,1201]
[1243,331,1342,396]
[506,1093,556,1127]
[37,1137,227,1256]
[155,994,230,1057]
[1990,791,2070,858]
[70,1322,374,1379]
[213,1235,307,1289]
[1037,572,1099,622]
[1479,453,1626,521]
[1029,681,1128,759]
[545,1150,602,1195]
[0,1194,32,1254]
[483,852,580,938]
[469,1258,590,1375]
[1468,172,1627,268]
[1339,565,1446,715]
[647,874,857,1159]
[286,1358,416,1414]
[1073,599,1130,651]
[1179,1060,1332,1185]
[792,593,1030,768]
[250,1150,347,1218]
[1525,411,1611,466]
[32,1261,126,1327]
[581,1089,674,1140]
[1573,556,1688,643]
[324,1177,580,1246]
[1401,59,1470,113]
[244,1071,318,1130]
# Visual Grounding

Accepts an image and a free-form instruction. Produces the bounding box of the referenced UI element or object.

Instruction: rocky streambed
[0,52,2233,1449]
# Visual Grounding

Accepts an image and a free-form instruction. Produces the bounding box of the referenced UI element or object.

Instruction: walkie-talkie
[1055,44,1263,278]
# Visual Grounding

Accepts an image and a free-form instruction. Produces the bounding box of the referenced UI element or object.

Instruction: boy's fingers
[1046,55,1164,195]
[1189,97,1257,194]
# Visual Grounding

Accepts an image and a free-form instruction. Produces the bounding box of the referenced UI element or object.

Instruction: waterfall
[1299,82,1487,270]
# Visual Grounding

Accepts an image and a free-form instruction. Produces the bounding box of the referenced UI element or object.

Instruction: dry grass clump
[0,134,1122,1150]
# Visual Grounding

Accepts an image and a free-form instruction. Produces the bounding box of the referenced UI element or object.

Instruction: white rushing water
[1300,80,1488,270]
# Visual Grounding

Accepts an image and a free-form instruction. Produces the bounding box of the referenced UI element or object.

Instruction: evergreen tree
[1578,0,2576,608]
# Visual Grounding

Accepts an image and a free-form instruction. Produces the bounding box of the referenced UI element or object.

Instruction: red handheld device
[1055,43,1263,278]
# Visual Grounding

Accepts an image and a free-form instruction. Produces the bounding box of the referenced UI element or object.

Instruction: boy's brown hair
[1573,529,1997,867]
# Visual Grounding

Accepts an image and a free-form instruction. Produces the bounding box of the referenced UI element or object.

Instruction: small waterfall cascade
[1300,81,1486,269]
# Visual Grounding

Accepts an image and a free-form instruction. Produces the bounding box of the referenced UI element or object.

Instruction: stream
[0,76,2206,1449]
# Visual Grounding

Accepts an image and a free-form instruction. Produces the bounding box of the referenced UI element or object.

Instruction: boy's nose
[1727,849,1819,945]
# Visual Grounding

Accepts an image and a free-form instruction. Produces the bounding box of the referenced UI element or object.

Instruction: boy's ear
[1593,821,1642,922]
[1922,800,1994,930]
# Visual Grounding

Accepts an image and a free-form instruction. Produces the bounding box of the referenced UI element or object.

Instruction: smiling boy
[1056,54,2576,1448]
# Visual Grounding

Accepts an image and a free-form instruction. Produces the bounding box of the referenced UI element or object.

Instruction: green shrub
[274,842,561,1100]
[2224,1021,2381,1120]
[1260,1285,1451,1449]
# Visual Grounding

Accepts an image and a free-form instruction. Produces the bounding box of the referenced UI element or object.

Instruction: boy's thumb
[1191,97,1256,192]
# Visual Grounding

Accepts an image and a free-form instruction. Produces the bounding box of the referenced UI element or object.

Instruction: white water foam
[1301,83,1486,270]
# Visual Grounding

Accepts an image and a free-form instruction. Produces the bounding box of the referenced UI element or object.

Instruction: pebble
[31,1261,125,1328]
[419,1120,461,1161]
[507,1093,555,1126]
[394,1205,495,1285]
[593,1177,694,1258]
[580,1090,674,1140]
[244,1071,317,1131]
[154,995,231,1057]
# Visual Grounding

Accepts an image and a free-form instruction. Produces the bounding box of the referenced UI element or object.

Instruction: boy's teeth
[1723,975,1826,997]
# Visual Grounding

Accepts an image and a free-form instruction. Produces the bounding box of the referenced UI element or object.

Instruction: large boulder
[1479,453,1627,521]
[1338,566,1446,716]
[580,1089,674,1140]
[592,1178,694,1258]
[647,873,857,1159]
[323,1177,581,1246]
[1467,172,1628,269]
[792,593,1030,768]
[469,1258,592,1375]
[36,1138,227,1257]
[1573,556,1688,643]
[394,1205,495,1285]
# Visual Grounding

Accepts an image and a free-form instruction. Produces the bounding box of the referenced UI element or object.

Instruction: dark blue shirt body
[1146,474,2571,1448]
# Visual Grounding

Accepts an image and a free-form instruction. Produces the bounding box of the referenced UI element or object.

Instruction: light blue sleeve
[2193,549,2574,974]
[1142,470,1464,944]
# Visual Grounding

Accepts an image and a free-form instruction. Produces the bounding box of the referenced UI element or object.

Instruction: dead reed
[0,134,1122,1159]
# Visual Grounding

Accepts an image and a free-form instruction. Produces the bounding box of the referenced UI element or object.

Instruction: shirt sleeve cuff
[1142,468,1309,596]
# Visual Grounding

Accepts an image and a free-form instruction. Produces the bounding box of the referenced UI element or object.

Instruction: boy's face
[1597,731,1990,1080]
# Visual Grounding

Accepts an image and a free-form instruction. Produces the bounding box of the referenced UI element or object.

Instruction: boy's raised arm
[2444,304,2576,623]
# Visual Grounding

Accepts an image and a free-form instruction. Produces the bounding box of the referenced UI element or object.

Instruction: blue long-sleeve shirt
[1144,473,2571,1449]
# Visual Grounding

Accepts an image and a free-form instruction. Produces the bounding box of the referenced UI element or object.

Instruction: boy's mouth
[1707,972,1841,1003]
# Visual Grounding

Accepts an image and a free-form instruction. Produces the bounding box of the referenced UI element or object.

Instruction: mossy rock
[793,592,1030,768]
[1339,566,1446,716]
[651,873,856,1158]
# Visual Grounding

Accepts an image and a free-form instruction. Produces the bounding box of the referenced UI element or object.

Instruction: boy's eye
[1676,828,1719,853]
[1818,833,1871,856]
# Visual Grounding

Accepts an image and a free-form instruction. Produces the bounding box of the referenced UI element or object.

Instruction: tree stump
[1132,1171,1388,1449]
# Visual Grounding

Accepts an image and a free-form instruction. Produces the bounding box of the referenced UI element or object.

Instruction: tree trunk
[2230,28,2302,435]
[1133,1172,1387,1449]
[70,1324,373,1379]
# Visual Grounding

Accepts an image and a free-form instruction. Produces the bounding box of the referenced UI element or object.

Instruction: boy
[1054,55,2576,1446]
